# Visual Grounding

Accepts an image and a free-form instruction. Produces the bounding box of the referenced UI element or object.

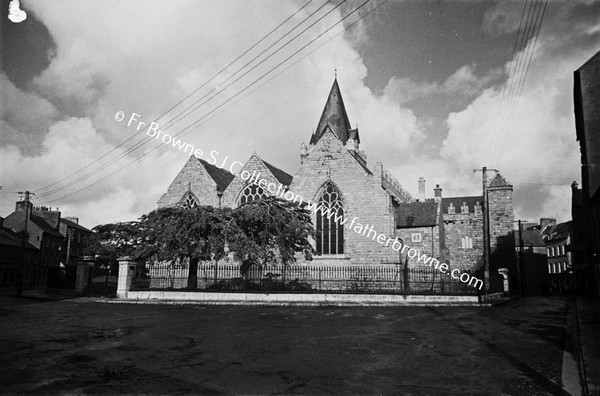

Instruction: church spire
[310,78,356,146]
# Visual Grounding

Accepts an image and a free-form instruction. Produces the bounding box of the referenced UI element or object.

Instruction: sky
[1,0,599,229]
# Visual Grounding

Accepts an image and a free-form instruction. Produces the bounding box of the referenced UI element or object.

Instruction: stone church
[158,79,515,274]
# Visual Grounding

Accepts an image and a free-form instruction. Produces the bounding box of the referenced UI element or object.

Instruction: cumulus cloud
[0,73,58,153]
[439,5,600,222]
[383,64,502,105]
[2,0,425,227]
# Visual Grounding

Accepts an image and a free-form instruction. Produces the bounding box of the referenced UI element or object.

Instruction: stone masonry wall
[290,130,398,265]
[443,212,484,271]
[157,156,220,208]
[488,186,516,274]
[394,226,440,268]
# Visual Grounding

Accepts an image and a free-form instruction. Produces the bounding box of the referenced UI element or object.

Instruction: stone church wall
[290,131,397,266]
[157,156,221,208]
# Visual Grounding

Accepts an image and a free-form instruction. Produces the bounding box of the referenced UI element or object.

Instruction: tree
[227,196,315,281]
[134,205,230,289]
[83,221,143,263]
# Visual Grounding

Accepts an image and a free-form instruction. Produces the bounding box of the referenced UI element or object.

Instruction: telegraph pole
[514,219,528,297]
[16,190,34,296]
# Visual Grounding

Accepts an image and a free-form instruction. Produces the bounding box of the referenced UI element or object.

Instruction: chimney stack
[15,200,32,213]
[418,177,425,201]
[434,184,442,203]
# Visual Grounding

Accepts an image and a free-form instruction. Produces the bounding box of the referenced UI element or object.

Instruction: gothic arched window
[180,191,198,208]
[316,183,344,255]
[238,184,268,205]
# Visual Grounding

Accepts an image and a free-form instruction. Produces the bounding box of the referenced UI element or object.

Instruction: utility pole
[514,219,528,297]
[473,168,498,302]
[65,228,73,266]
[16,190,34,296]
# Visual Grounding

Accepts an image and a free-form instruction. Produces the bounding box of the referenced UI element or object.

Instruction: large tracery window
[316,183,344,255]
[238,184,268,205]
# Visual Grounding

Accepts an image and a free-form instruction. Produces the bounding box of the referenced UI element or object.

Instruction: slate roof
[262,159,294,186]
[310,79,356,146]
[198,158,235,192]
[515,229,545,247]
[3,212,64,238]
[61,218,92,233]
[395,201,439,228]
[441,196,483,214]
[0,227,38,249]
[542,221,572,242]
[489,173,512,188]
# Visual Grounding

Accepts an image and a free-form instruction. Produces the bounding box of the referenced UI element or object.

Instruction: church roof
[310,79,356,146]
[198,158,235,192]
[262,159,294,186]
[395,201,439,228]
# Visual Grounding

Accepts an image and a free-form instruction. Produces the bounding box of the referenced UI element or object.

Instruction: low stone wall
[123,291,483,306]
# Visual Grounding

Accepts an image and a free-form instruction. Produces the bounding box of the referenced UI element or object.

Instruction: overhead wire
[38,0,380,205]
[36,0,335,199]
[35,0,316,194]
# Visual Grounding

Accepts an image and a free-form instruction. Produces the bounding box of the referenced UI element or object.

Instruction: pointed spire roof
[310,78,356,145]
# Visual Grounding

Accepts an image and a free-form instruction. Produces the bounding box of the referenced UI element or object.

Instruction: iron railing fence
[131,263,480,295]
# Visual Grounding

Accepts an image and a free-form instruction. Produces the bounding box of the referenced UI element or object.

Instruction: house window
[461,236,473,249]
[411,233,422,243]
[316,183,344,255]
[448,203,455,214]
[461,202,469,213]
[548,263,551,274]
[238,184,268,205]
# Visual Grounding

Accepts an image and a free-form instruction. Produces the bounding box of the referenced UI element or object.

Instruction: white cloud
[3,0,426,227]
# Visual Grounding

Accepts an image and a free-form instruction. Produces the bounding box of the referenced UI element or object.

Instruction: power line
[491,0,540,163]
[35,0,316,194]
[495,0,548,163]
[39,0,381,205]
[37,0,337,199]
[487,0,528,160]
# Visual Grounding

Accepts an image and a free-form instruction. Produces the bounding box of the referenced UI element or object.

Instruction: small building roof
[395,201,439,228]
[0,227,38,249]
[3,212,64,238]
[61,218,92,233]
[488,173,512,188]
[516,229,545,248]
[542,221,572,242]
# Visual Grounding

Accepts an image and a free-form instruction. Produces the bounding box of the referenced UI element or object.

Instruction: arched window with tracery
[180,191,198,208]
[316,183,344,255]
[238,183,268,205]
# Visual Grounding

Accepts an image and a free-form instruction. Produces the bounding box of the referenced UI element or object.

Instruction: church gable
[157,156,225,208]
[220,153,293,208]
